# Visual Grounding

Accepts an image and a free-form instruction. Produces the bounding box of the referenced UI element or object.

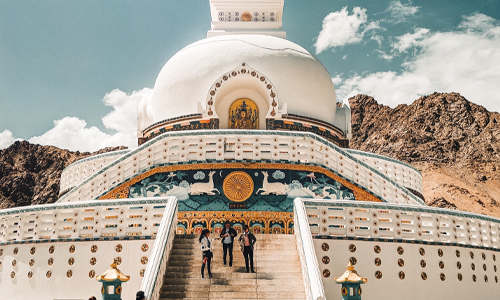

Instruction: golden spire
[334,262,367,284]
[96,258,131,282]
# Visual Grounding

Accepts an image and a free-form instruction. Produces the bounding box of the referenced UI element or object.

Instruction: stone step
[161,291,209,299]
[161,234,304,300]
[169,253,299,262]
[163,277,304,287]
[172,243,298,251]
[170,250,300,259]
[168,259,300,268]
[165,271,302,280]
[167,260,301,272]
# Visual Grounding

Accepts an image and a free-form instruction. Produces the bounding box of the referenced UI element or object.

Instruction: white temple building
[1,1,499,299]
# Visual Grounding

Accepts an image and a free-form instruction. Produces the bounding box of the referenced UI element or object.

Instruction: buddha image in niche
[229,99,258,129]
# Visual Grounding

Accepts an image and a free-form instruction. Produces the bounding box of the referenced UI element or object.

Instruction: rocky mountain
[349,92,500,218]
[1,92,499,219]
[0,141,126,209]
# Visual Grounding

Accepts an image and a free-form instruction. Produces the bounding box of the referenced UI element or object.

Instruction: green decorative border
[142,113,203,133]
[57,130,425,206]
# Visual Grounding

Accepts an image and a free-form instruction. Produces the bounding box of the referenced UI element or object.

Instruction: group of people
[199,221,257,279]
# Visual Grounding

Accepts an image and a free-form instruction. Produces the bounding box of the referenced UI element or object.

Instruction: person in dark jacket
[238,225,257,273]
[220,221,238,267]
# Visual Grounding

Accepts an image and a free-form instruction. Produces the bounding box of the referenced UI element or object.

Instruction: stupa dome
[149,34,337,129]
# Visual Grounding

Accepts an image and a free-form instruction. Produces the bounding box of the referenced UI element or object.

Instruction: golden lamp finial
[334,262,367,284]
[96,258,130,282]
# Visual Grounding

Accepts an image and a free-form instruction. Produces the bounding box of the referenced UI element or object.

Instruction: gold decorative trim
[177,210,294,234]
[100,162,383,203]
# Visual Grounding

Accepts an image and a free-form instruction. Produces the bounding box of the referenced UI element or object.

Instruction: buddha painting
[229,99,259,129]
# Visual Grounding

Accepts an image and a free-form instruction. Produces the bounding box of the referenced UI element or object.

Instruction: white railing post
[294,198,326,300]
[140,197,178,300]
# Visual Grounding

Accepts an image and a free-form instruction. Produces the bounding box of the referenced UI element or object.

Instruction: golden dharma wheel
[223,171,254,202]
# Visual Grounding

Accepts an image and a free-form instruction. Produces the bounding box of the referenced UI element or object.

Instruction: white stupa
[0,1,498,300]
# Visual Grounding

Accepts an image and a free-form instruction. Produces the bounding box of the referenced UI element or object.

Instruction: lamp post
[96,259,130,300]
[334,262,367,300]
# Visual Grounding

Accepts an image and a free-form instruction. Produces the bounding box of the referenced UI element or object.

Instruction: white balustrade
[302,199,500,249]
[0,198,172,243]
[60,150,130,194]
[57,130,425,206]
[346,149,423,195]
[294,198,326,300]
[140,197,178,300]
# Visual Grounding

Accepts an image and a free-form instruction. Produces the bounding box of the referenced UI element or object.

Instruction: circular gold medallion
[223,171,254,202]
[242,12,252,22]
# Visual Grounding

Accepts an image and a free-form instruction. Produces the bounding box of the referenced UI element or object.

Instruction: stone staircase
[161,234,306,300]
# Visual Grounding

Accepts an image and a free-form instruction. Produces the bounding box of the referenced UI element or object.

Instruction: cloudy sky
[1,0,499,151]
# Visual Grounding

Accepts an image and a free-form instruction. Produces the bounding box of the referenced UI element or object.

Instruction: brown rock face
[0,141,126,209]
[349,92,500,218]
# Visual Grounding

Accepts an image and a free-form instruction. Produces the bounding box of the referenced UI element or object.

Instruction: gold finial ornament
[96,259,130,282]
[334,262,368,284]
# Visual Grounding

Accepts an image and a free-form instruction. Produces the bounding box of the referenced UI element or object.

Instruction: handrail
[294,198,325,300]
[140,196,178,300]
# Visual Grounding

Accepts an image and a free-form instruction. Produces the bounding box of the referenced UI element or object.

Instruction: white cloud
[0,130,22,150]
[375,49,394,61]
[392,27,429,53]
[315,7,370,54]
[28,88,152,152]
[388,1,420,23]
[335,13,500,113]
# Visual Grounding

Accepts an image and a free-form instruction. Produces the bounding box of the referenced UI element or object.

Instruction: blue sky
[1,0,499,151]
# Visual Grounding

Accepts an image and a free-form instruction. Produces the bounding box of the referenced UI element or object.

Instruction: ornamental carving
[205,63,279,119]
[223,171,254,202]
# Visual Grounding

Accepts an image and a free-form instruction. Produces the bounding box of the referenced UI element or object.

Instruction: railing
[293,198,326,300]
[294,198,326,300]
[60,149,130,193]
[140,197,178,300]
[0,198,170,243]
[346,149,423,195]
[303,199,500,249]
[57,130,425,206]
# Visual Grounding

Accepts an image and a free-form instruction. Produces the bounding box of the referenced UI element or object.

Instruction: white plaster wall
[150,34,337,128]
[314,239,499,300]
[0,240,154,300]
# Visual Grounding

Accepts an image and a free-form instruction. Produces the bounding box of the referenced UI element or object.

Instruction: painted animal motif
[190,171,220,195]
[255,171,288,195]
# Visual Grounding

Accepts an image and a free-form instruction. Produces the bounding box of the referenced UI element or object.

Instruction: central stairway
[161,234,306,300]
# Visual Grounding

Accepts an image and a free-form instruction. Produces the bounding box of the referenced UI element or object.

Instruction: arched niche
[205,63,279,129]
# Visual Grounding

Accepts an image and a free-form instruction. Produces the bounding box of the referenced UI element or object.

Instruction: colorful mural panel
[128,168,355,213]
[100,162,382,234]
